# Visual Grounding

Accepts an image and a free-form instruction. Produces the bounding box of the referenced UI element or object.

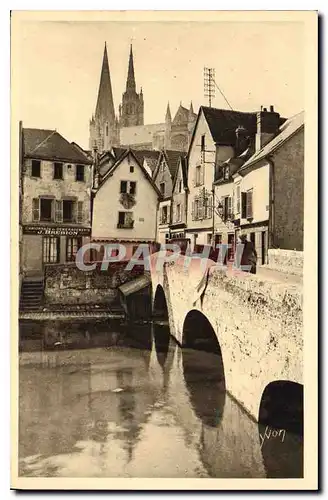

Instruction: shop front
[21,224,91,277]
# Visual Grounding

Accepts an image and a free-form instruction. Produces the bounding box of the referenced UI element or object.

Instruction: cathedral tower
[119,45,144,128]
[89,43,119,152]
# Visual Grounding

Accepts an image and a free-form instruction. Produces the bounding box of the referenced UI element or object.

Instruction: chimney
[235,125,249,155]
[255,106,281,152]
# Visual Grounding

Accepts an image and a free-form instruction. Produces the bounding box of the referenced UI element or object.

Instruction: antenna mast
[204,67,215,107]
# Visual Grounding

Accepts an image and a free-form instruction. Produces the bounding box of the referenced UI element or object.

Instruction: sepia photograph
[10,10,318,490]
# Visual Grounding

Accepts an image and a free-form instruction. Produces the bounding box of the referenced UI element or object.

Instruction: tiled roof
[23,128,92,164]
[164,149,184,178]
[240,111,304,171]
[202,106,258,146]
[111,147,160,174]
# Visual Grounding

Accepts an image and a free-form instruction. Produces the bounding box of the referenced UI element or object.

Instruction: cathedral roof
[95,43,116,124]
[23,128,92,164]
[120,123,166,147]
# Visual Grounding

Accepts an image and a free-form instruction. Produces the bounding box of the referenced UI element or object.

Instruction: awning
[118,274,151,297]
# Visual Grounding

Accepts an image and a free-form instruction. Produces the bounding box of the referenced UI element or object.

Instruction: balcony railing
[117,221,134,229]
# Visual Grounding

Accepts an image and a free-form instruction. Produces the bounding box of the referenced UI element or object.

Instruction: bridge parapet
[151,255,303,420]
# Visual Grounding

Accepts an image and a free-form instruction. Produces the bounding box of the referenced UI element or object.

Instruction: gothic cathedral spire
[126,44,136,93]
[89,43,119,152]
[119,44,144,128]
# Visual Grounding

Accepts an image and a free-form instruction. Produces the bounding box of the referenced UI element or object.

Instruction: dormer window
[224,166,230,180]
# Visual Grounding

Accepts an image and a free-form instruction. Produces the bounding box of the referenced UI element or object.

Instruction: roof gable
[23,128,92,164]
[98,149,162,197]
[172,155,188,193]
[240,111,304,172]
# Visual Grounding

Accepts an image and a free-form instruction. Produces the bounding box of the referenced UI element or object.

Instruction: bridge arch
[182,310,226,426]
[258,380,303,435]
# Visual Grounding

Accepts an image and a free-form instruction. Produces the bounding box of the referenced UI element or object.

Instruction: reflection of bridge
[150,253,303,431]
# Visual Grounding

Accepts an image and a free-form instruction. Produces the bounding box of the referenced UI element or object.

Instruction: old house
[153,149,184,244]
[20,127,93,278]
[185,106,258,249]
[169,155,188,240]
[91,149,161,259]
[236,111,304,258]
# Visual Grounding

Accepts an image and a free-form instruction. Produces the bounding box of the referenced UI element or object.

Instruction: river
[19,319,303,478]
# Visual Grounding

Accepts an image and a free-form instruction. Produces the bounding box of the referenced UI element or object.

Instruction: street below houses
[19,320,302,479]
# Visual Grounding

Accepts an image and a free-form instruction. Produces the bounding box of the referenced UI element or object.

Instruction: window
[246,190,253,219]
[129,181,136,195]
[192,199,200,220]
[40,198,53,222]
[117,211,134,228]
[160,182,165,196]
[201,134,205,152]
[176,203,181,222]
[43,236,60,264]
[195,165,204,186]
[63,200,74,223]
[31,160,41,178]
[76,164,85,182]
[224,166,230,180]
[241,192,247,218]
[53,162,63,180]
[178,180,182,193]
[130,165,134,173]
[207,233,212,244]
[120,181,128,193]
[66,237,82,262]
[161,206,168,224]
[106,123,109,136]
[204,196,213,219]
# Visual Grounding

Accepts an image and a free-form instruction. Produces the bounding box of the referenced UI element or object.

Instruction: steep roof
[240,111,304,172]
[202,106,258,146]
[172,155,188,192]
[111,147,160,173]
[164,149,184,178]
[98,149,162,198]
[23,128,92,164]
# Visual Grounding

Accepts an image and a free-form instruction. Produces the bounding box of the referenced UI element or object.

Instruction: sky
[14,18,304,149]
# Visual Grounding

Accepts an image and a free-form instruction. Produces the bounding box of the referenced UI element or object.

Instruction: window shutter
[32,198,40,222]
[201,164,205,185]
[228,196,232,218]
[246,191,253,218]
[77,201,83,223]
[191,201,195,221]
[241,192,247,218]
[55,200,63,223]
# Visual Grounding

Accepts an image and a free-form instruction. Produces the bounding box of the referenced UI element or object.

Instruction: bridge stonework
[150,256,303,421]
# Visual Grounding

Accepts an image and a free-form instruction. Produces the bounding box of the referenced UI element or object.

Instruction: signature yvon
[259,426,286,449]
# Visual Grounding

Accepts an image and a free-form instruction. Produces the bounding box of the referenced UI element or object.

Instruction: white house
[92,149,161,260]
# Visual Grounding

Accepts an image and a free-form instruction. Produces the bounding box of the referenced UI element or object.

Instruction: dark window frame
[31,160,41,178]
[76,164,85,182]
[43,236,60,264]
[66,236,82,262]
[53,162,63,180]
[40,198,53,222]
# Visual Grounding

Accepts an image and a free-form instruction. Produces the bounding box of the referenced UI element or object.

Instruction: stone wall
[273,128,304,251]
[44,262,145,306]
[267,249,303,276]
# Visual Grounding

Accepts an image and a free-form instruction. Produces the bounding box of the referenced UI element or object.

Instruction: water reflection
[19,319,303,478]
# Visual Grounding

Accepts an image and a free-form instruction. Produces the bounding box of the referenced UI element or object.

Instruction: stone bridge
[149,251,303,428]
